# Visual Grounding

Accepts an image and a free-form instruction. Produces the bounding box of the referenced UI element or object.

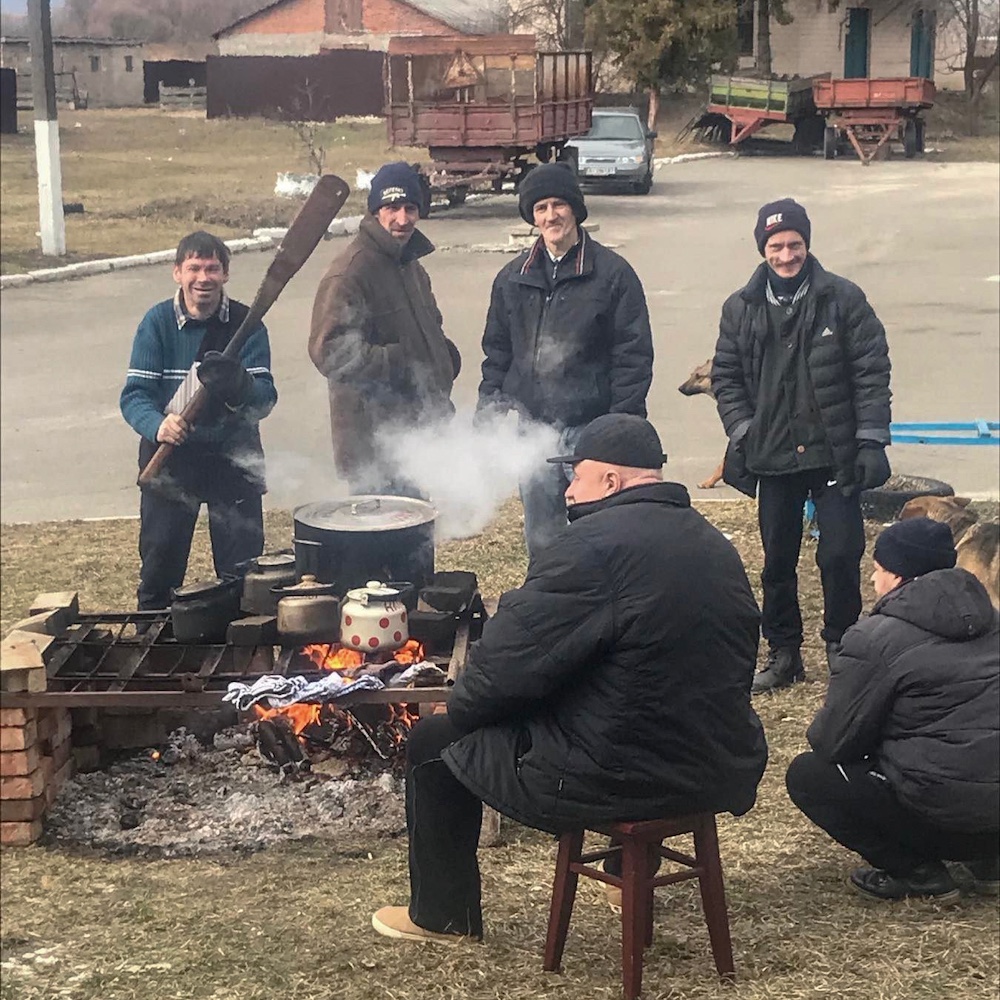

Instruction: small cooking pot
[171,577,241,644]
[241,551,297,615]
[273,574,341,644]
[340,580,409,653]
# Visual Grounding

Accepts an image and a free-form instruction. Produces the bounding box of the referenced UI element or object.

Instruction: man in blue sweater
[120,231,277,610]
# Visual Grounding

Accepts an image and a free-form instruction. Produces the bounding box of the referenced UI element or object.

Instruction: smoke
[377,409,560,540]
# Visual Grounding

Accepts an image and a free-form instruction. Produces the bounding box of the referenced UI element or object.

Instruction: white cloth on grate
[223,673,385,712]
[386,662,448,687]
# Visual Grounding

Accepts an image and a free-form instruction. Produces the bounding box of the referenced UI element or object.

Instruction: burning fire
[252,639,426,740]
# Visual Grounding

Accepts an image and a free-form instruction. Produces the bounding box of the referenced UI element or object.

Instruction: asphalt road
[2,156,998,524]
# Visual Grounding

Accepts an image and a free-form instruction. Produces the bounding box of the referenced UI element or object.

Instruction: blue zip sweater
[120,295,277,499]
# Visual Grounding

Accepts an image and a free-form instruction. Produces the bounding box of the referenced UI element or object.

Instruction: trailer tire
[915,119,926,153]
[556,145,578,175]
[903,118,918,159]
[446,186,468,207]
[413,169,432,219]
[823,126,837,160]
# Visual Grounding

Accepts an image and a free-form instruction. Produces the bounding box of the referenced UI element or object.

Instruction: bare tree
[941,0,999,132]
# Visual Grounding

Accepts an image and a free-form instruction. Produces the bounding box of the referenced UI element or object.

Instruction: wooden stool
[543,813,734,999]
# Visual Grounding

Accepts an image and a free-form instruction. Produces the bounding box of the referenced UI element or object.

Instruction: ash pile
[42,723,406,858]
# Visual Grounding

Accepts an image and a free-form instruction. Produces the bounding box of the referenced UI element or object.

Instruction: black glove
[197,351,253,407]
[855,442,891,490]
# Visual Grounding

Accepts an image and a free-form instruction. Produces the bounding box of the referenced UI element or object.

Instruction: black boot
[962,857,1000,896]
[752,646,805,694]
[849,861,960,903]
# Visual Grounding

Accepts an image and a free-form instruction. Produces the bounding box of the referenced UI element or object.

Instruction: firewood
[28,591,79,619]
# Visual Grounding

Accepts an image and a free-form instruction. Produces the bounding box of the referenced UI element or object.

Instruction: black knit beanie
[873,518,957,579]
[368,162,424,214]
[754,198,811,255]
[518,163,588,225]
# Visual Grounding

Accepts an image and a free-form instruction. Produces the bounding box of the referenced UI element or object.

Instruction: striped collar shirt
[173,289,230,329]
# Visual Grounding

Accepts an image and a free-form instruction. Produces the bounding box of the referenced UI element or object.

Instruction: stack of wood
[0,593,78,846]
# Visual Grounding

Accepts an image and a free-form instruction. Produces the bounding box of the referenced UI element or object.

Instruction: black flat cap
[547,414,666,468]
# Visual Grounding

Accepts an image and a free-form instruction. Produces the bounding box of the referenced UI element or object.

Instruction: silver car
[566,108,657,195]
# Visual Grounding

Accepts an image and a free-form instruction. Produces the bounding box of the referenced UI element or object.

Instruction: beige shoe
[371,906,470,944]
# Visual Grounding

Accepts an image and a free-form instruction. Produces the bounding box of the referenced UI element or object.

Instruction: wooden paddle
[137,173,351,488]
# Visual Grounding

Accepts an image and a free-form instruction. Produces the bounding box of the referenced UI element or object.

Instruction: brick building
[734,2,941,81]
[213,0,509,55]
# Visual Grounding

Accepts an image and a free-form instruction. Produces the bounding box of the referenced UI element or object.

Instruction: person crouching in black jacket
[786,517,1000,902]
[370,414,767,944]
[712,199,892,693]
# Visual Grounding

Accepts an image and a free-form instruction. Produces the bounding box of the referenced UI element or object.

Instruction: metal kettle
[340,580,409,653]
[273,574,341,644]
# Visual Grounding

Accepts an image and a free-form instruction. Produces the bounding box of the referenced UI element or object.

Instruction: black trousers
[786,751,998,876]
[757,469,865,648]
[137,489,264,610]
[405,715,484,937]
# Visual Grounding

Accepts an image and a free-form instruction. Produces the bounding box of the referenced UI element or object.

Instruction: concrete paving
[2,156,998,524]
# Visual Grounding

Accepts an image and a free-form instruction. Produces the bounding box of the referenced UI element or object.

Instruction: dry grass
[0,109,422,274]
[1,500,999,1000]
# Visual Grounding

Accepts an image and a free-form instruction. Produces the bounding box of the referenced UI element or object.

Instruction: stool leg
[543,830,583,973]
[620,838,648,1000]
[644,843,658,948]
[694,817,735,979]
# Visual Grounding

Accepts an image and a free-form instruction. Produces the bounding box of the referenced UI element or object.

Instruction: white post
[28,0,66,256]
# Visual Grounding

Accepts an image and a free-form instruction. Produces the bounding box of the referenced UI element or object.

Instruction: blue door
[910,8,936,78]
[844,8,870,78]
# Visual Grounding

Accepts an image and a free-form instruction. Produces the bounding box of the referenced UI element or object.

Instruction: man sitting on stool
[371,414,767,943]
[786,517,999,902]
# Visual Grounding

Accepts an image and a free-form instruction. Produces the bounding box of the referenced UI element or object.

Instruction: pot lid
[294,495,437,532]
[345,581,401,602]
[173,577,226,599]
[255,552,296,570]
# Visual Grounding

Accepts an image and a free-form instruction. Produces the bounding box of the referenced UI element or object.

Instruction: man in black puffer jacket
[371,415,767,944]
[787,518,1000,902]
[478,163,653,559]
[712,199,892,693]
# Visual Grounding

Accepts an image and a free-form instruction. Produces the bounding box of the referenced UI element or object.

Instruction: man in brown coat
[309,162,461,494]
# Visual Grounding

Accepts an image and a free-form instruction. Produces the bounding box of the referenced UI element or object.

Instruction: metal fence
[206,51,383,121]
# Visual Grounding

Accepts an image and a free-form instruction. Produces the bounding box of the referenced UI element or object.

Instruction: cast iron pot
[170,577,241,644]
[292,495,436,595]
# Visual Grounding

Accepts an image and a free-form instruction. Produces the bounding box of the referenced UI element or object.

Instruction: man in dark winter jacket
[121,230,276,610]
[786,517,1000,902]
[477,163,654,559]
[371,414,767,944]
[712,199,892,693]
[309,162,461,494]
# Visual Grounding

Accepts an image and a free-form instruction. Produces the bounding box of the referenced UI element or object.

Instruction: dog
[677,358,724,489]
[899,495,1000,607]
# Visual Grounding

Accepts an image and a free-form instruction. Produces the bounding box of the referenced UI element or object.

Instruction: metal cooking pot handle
[350,498,382,516]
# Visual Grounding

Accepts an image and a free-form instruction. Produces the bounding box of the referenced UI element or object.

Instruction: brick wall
[228,0,326,35]
[769,2,916,79]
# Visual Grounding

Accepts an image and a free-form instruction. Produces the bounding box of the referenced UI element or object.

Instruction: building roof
[0,35,144,47]
[214,0,507,38]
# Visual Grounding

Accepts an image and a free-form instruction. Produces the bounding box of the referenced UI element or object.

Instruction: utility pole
[28,0,65,256]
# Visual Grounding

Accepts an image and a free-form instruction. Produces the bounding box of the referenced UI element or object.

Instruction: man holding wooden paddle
[120,231,277,610]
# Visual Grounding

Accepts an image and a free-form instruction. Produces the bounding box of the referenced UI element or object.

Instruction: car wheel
[860,474,954,522]
[633,170,653,195]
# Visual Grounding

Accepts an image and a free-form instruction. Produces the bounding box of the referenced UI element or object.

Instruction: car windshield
[582,115,645,141]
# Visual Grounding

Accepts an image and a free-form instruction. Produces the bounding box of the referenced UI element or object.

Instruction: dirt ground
[1,501,998,1000]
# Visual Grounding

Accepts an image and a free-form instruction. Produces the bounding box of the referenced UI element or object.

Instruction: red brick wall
[364,0,454,36]
[226,0,325,36]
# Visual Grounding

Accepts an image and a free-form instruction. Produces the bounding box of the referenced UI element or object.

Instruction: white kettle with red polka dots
[340,581,409,654]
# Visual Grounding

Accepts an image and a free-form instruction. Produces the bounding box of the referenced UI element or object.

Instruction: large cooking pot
[293,495,436,594]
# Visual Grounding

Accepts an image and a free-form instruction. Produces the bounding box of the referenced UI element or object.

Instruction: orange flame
[301,643,364,672]
[254,702,322,736]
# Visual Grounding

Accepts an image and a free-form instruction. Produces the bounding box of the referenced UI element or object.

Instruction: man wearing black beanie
[477,162,654,559]
[786,517,999,902]
[711,198,892,692]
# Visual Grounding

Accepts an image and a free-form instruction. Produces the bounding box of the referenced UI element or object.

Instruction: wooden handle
[137,174,351,489]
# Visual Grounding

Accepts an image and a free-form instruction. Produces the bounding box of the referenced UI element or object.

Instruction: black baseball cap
[547,414,666,468]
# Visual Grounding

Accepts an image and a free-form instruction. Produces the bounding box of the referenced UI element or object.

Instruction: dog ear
[953,496,972,508]
[899,497,933,519]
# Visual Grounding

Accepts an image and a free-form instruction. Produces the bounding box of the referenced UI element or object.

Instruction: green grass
[1,501,998,1000]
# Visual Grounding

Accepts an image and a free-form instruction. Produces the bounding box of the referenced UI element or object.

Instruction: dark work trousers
[405,715,484,937]
[519,424,583,560]
[757,469,865,648]
[786,752,999,876]
[137,489,264,610]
